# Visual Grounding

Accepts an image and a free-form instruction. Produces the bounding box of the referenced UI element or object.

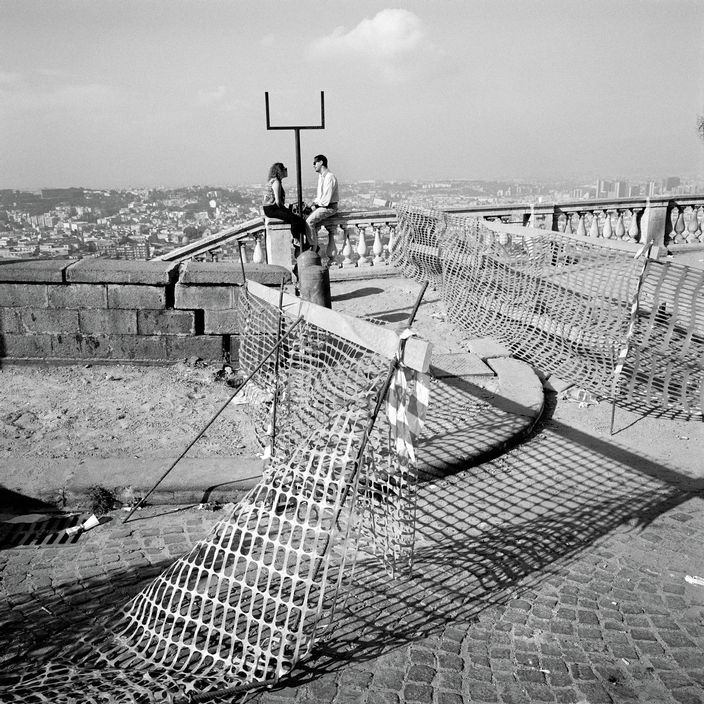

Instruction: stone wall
[0,258,290,365]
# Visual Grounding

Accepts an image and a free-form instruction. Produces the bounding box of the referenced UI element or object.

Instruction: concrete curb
[418,352,544,479]
[1,456,263,510]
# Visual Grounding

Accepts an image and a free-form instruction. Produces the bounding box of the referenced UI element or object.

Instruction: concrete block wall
[0,258,290,365]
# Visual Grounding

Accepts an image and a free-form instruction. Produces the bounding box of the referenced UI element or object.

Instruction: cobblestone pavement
[1,412,703,703]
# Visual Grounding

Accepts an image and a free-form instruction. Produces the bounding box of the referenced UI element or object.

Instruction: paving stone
[672,689,704,704]
[672,651,704,669]
[437,693,463,704]
[515,651,539,667]
[532,605,553,620]
[437,653,463,670]
[335,688,366,704]
[467,665,493,682]
[471,654,492,669]
[372,668,405,690]
[407,664,434,683]
[436,672,462,691]
[547,673,572,687]
[637,641,666,656]
[339,670,373,688]
[660,631,698,648]
[575,682,613,703]
[367,693,400,704]
[467,680,500,702]
[402,683,433,702]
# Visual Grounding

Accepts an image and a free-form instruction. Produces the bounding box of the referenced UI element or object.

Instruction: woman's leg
[263,205,307,239]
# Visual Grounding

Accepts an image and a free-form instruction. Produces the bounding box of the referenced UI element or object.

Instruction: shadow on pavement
[330,286,385,303]
[1,404,702,699]
[0,486,61,519]
[278,410,703,689]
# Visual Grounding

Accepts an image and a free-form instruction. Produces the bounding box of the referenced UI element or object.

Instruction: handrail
[483,219,642,254]
[155,216,265,262]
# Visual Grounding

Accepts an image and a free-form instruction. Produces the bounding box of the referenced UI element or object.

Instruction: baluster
[602,211,613,239]
[356,224,370,266]
[686,206,702,243]
[372,225,384,265]
[386,223,396,261]
[615,212,626,240]
[563,213,573,234]
[325,224,339,268]
[341,229,354,267]
[575,212,587,237]
[627,209,640,242]
[587,212,599,238]
[252,234,264,263]
[672,207,686,244]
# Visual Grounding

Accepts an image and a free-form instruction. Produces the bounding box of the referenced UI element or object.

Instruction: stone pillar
[264,217,294,269]
[639,198,670,257]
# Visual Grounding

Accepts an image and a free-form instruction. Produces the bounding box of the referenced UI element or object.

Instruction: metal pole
[123,317,304,524]
[270,278,286,456]
[237,242,248,295]
[294,128,303,216]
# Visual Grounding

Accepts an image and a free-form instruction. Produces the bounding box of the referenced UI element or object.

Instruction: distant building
[612,181,628,198]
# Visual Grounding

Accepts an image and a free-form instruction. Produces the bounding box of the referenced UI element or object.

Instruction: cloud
[309,9,437,82]
[312,9,425,59]
[196,85,227,106]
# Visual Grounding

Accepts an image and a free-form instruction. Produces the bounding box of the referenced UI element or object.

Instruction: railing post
[639,198,669,255]
[325,224,339,268]
[264,217,294,269]
[356,223,370,266]
[545,205,558,232]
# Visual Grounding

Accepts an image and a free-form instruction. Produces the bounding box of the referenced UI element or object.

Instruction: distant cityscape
[0,175,701,260]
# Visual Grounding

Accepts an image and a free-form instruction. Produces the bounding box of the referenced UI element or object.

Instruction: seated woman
[262,162,309,254]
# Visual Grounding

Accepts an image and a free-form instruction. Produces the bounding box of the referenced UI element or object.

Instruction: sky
[1,0,704,189]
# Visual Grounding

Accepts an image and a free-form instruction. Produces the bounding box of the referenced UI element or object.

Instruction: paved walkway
[1,272,703,703]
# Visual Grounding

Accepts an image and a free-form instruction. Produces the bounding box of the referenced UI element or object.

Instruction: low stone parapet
[0,258,290,365]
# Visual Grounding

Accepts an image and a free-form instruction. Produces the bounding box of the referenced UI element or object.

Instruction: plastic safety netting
[1,281,430,703]
[393,203,703,413]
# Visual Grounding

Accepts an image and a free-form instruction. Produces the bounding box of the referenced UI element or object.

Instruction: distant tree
[698,114,704,144]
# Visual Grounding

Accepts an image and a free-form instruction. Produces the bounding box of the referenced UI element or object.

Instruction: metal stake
[123,316,304,524]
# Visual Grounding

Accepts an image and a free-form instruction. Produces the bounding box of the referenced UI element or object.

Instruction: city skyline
[2,0,704,190]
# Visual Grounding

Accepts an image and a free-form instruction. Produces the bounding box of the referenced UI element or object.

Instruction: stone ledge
[0,259,73,283]
[66,258,179,285]
[180,261,290,286]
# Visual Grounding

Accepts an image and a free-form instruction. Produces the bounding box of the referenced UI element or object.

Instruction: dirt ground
[0,362,259,462]
[0,275,702,482]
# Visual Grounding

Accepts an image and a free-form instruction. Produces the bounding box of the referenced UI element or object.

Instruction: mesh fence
[1,282,429,704]
[394,203,703,414]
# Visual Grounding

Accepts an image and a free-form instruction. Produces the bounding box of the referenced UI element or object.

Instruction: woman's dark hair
[268,162,287,180]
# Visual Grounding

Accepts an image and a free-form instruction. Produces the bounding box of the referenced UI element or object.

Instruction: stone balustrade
[0,258,290,365]
[448,195,704,253]
[175,196,704,271]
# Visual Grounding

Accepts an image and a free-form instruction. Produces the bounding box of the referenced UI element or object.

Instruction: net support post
[640,198,669,258]
[265,217,295,270]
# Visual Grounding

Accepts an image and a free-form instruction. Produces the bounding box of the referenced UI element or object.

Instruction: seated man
[306,154,338,252]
